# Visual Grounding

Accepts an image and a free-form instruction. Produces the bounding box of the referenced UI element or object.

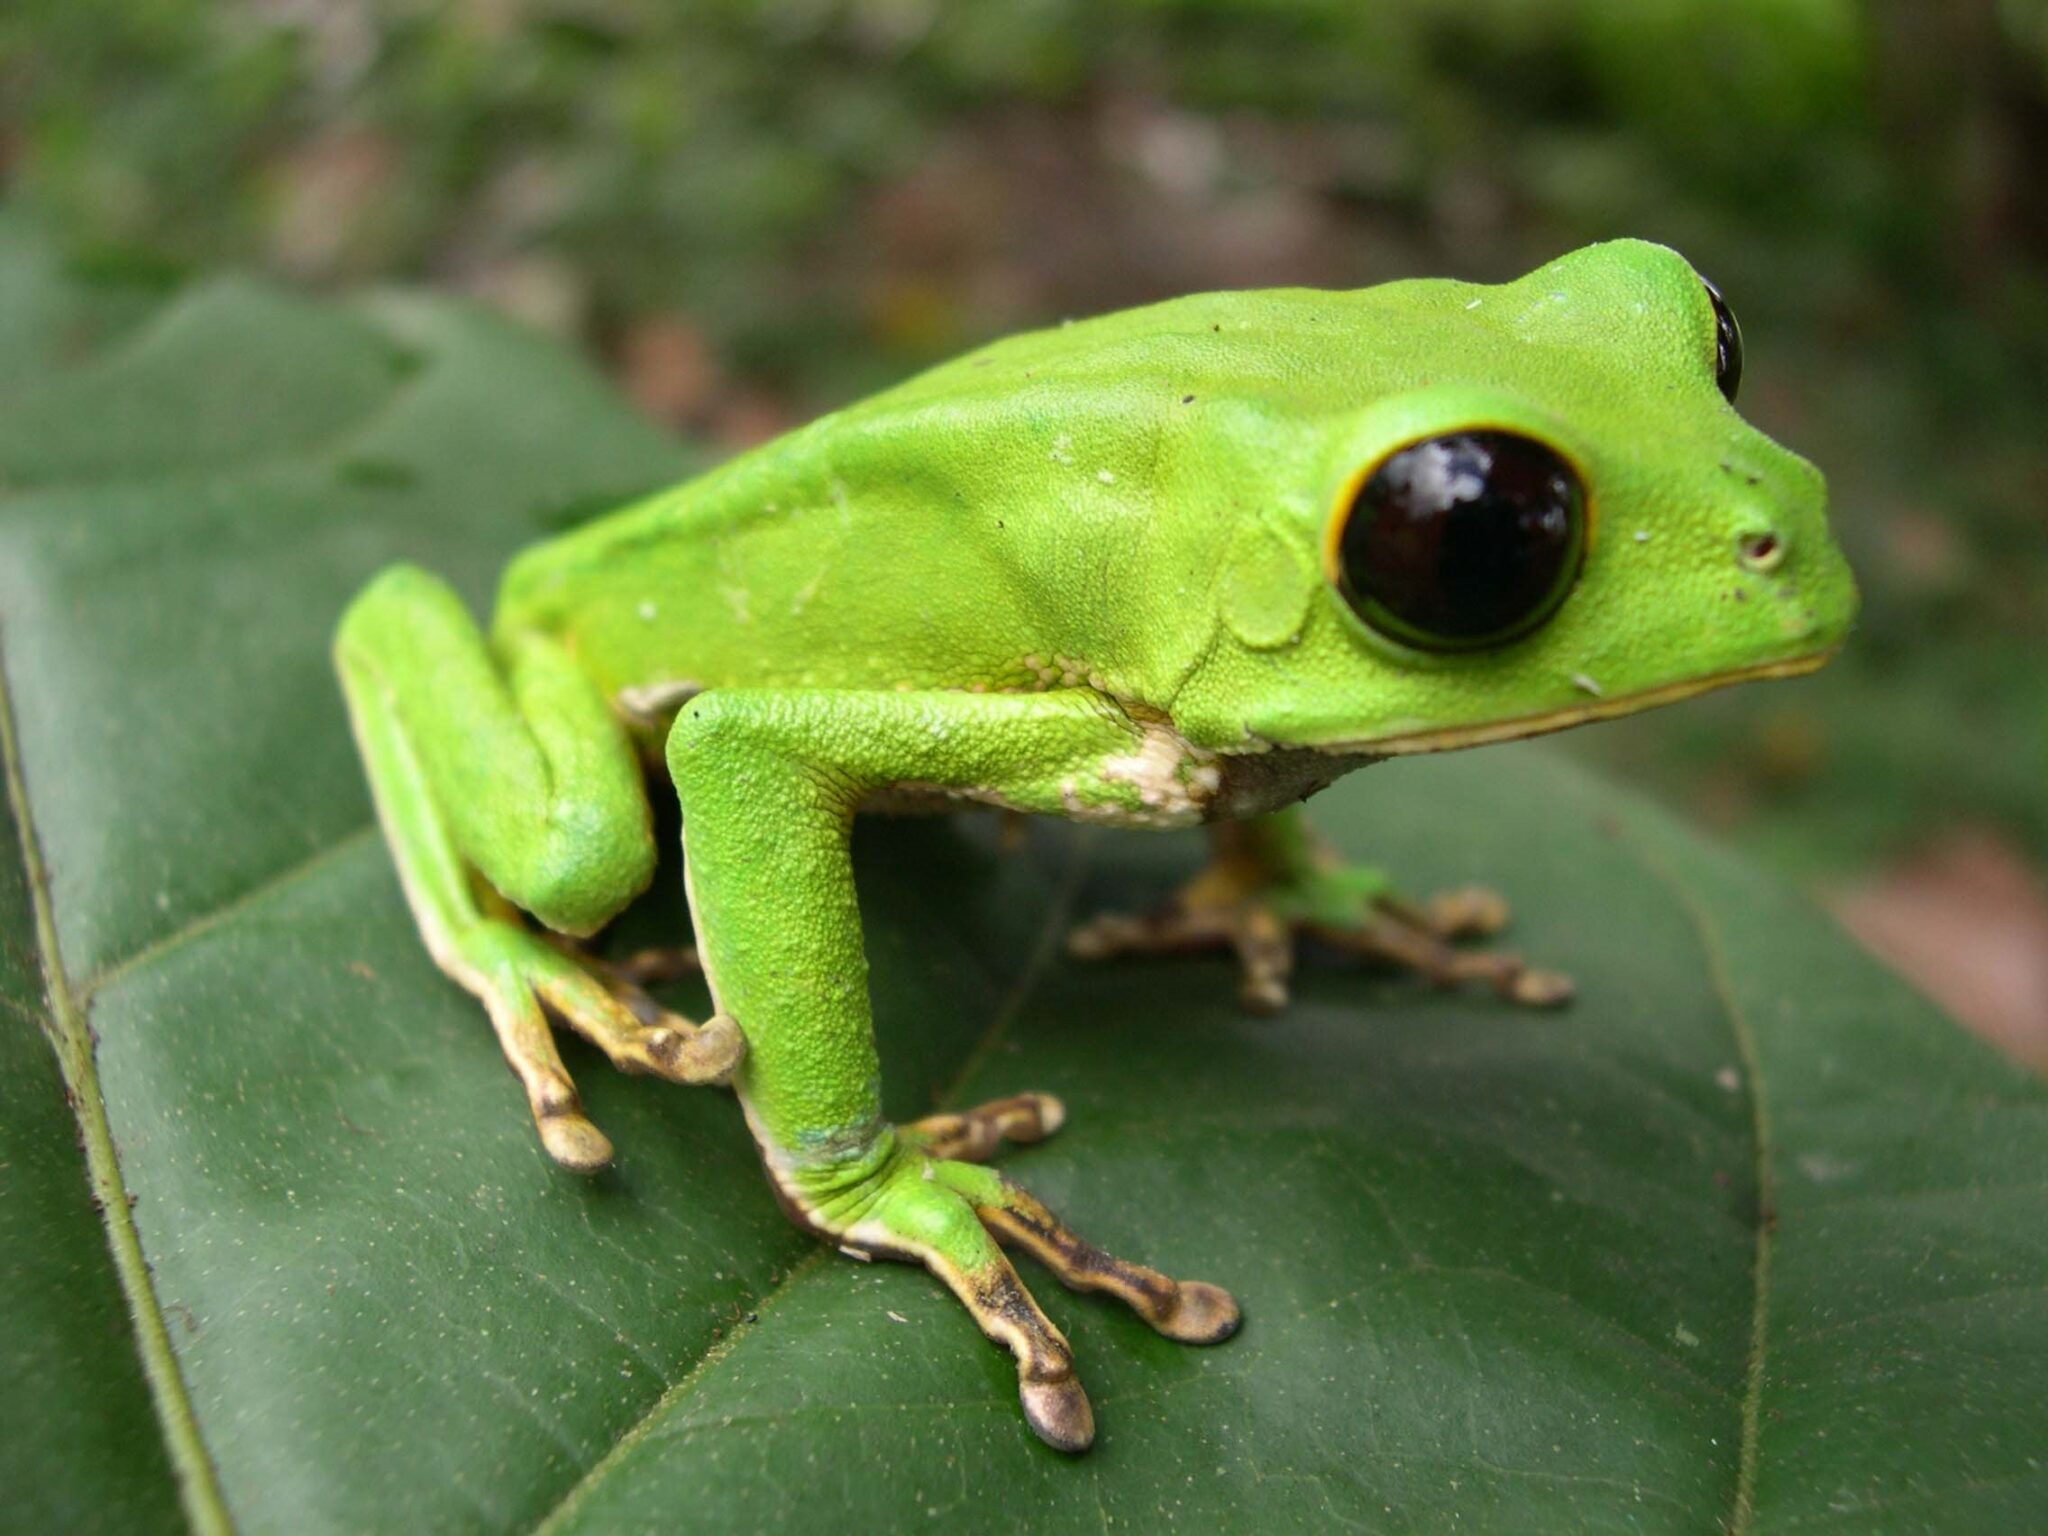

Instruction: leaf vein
[1785,1281,2048,1346]
[1619,827,1773,1536]
[80,823,379,1001]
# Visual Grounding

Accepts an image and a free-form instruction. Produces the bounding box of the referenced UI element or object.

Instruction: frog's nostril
[1737,530,1784,573]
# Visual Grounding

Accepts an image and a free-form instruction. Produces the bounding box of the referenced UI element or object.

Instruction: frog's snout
[1715,451,1856,653]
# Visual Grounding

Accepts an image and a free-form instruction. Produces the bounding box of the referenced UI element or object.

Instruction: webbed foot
[787,1096,1238,1452]
[1067,816,1572,1013]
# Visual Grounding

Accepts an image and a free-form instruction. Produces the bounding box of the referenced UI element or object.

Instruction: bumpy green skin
[496,239,1850,747]
[334,239,1857,1450]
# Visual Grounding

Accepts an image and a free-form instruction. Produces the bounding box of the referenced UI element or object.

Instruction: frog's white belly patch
[1090,719,1221,825]
[866,718,1376,829]
[859,719,1220,829]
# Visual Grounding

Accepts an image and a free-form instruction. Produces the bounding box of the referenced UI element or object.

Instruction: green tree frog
[334,240,1855,1452]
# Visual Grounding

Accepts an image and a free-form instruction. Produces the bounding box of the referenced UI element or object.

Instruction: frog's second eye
[1701,275,1743,403]
[1334,430,1586,651]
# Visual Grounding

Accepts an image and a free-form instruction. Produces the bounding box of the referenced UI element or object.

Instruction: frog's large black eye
[1335,430,1586,651]
[1702,274,1742,403]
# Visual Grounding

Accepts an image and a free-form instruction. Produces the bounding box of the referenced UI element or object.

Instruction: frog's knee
[335,562,466,660]
[516,820,656,938]
[345,562,457,621]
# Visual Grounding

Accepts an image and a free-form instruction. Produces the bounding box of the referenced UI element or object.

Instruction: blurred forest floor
[4,0,2045,1062]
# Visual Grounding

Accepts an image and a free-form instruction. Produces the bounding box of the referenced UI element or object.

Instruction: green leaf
[4,217,2043,1534]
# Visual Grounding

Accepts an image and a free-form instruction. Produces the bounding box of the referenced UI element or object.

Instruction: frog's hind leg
[335,565,741,1170]
[1068,805,1573,1012]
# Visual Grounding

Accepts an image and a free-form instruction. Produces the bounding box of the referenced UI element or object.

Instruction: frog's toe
[1019,1375,1095,1453]
[1153,1280,1243,1344]
[901,1091,1065,1162]
[468,954,616,1172]
[637,1011,746,1083]
[1506,965,1576,1007]
[457,924,744,1170]
[951,1163,1242,1345]
[1312,905,1574,1010]
[1068,901,1296,1014]
[536,1105,615,1172]
[832,1168,1095,1452]
[532,959,745,1087]
[1417,883,1511,939]
[1066,905,1220,961]
[945,1248,1094,1451]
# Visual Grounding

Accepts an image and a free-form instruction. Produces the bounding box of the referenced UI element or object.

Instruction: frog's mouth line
[1329,648,1840,757]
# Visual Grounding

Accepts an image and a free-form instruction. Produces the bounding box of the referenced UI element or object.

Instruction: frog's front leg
[335,566,742,1171]
[666,688,1239,1453]
[1068,805,1573,1011]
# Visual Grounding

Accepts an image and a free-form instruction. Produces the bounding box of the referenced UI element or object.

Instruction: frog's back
[494,282,1461,714]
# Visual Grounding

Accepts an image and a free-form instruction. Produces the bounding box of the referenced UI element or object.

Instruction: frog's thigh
[662,686,1156,1146]
[336,565,736,1171]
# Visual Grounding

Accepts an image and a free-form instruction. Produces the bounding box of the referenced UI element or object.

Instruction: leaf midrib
[0,631,237,1536]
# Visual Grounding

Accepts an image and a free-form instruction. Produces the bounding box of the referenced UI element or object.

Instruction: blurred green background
[4,0,2045,1051]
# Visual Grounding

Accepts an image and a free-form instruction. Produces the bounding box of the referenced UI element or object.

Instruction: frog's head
[1188,239,1857,754]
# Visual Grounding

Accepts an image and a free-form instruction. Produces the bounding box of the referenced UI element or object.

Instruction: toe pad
[1156,1280,1242,1344]
[1020,1376,1095,1453]
[539,1113,614,1172]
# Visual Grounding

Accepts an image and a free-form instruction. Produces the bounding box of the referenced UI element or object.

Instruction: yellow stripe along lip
[1314,647,1840,758]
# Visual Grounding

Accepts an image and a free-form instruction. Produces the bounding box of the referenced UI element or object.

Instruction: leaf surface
[3,222,2042,1535]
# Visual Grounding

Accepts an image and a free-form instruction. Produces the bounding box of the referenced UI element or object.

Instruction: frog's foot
[467,924,744,1170]
[899,1091,1066,1162]
[1067,858,1572,1013]
[793,1132,1238,1452]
